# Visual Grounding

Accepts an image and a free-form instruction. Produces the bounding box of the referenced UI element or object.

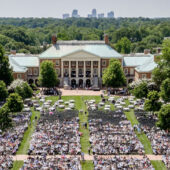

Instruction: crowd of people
[162,155,170,169]
[89,110,144,155]
[0,112,31,169]
[21,156,81,170]
[135,111,170,155]
[93,156,154,169]
[29,110,81,155]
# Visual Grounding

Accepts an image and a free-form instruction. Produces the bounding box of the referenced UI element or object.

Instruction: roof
[135,56,157,73]
[123,54,154,67]
[9,55,39,67]
[9,57,27,73]
[40,42,122,59]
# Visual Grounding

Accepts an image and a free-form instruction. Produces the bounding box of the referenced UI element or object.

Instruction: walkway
[13,154,163,161]
[60,89,103,96]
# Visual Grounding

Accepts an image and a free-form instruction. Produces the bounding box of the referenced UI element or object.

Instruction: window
[94,68,98,75]
[79,68,83,74]
[17,74,22,79]
[64,68,68,74]
[86,61,91,66]
[124,68,128,75]
[28,68,32,75]
[34,68,38,75]
[78,61,83,66]
[71,61,76,66]
[56,60,60,66]
[94,61,98,66]
[56,68,60,76]
[102,60,106,66]
[130,68,134,75]
[142,74,146,79]
[64,61,69,66]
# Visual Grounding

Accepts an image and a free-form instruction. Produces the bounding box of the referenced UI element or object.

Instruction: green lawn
[12,161,23,170]
[81,160,94,170]
[16,108,40,154]
[151,161,167,170]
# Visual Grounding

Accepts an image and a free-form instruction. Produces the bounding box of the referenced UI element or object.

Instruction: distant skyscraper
[98,13,104,18]
[63,13,70,19]
[88,14,92,18]
[92,9,97,18]
[72,9,80,18]
[107,11,114,18]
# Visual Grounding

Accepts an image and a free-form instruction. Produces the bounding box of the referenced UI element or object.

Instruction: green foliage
[160,78,170,102]
[157,104,170,130]
[0,18,170,53]
[6,93,23,113]
[0,80,8,101]
[15,82,33,99]
[0,105,12,131]
[8,79,33,99]
[115,37,131,54]
[132,81,148,98]
[39,61,59,88]
[102,58,126,88]
[144,91,162,113]
[0,45,13,85]
[152,39,170,89]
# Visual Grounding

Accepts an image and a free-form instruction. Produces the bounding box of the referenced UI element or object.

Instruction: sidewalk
[13,154,163,161]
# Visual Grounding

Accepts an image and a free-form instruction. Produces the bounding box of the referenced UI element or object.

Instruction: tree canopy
[115,37,131,54]
[0,17,170,53]
[0,105,12,131]
[0,80,8,101]
[0,45,13,85]
[160,78,170,103]
[102,58,126,88]
[39,61,59,88]
[144,91,162,113]
[6,93,23,113]
[157,104,170,130]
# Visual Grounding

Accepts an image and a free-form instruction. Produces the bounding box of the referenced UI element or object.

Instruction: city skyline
[0,0,170,18]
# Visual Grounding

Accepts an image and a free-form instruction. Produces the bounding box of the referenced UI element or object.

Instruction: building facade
[9,35,157,88]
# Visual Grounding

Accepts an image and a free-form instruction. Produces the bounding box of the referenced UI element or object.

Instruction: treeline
[0,17,170,54]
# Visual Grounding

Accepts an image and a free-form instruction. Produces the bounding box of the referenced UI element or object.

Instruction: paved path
[13,154,163,161]
[60,89,103,96]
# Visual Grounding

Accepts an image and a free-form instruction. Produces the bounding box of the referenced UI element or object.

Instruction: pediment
[62,50,100,61]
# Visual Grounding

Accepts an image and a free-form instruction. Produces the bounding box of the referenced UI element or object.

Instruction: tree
[8,79,33,99]
[103,58,126,88]
[0,45,13,85]
[0,105,12,131]
[144,91,162,113]
[115,37,131,54]
[6,93,23,113]
[131,81,148,98]
[152,39,170,89]
[39,61,59,88]
[15,82,33,99]
[0,80,8,101]
[160,78,170,103]
[157,104,170,130]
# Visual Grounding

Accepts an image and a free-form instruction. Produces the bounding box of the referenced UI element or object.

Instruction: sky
[0,0,170,18]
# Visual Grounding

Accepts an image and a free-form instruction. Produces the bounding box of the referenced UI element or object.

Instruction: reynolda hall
[9,34,158,88]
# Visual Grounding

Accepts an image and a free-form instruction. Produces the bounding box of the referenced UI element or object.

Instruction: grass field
[81,160,94,170]
[151,161,167,170]
[12,161,23,170]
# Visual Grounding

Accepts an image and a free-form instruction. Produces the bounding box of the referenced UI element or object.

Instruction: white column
[61,60,64,78]
[76,61,78,78]
[98,60,101,77]
[84,61,86,78]
[91,61,93,78]
[69,60,71,78]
